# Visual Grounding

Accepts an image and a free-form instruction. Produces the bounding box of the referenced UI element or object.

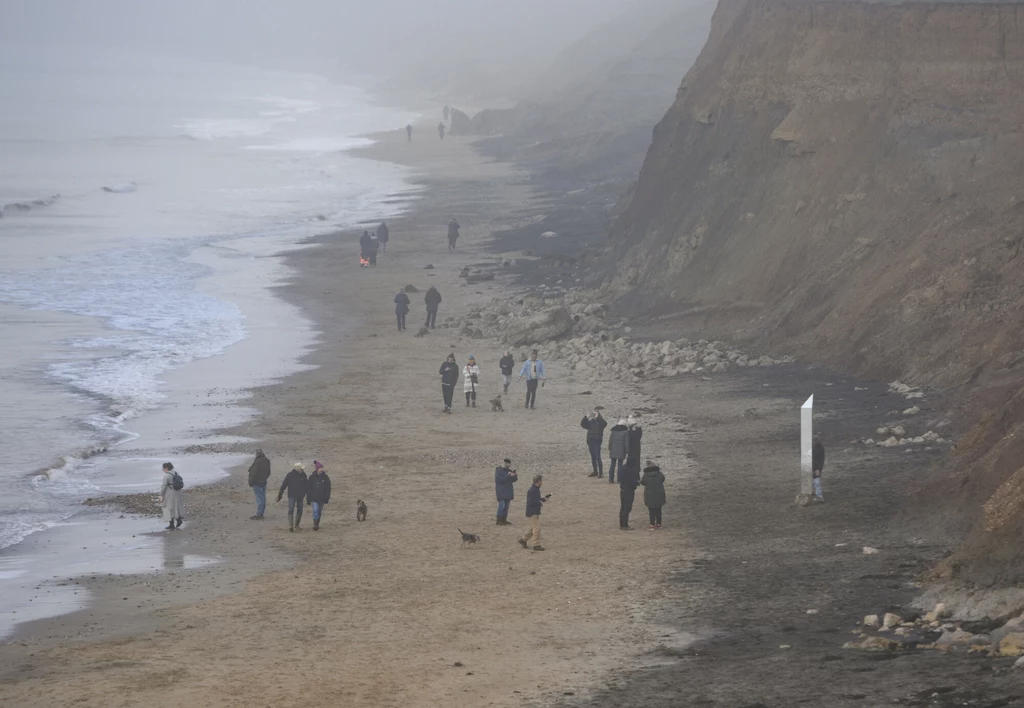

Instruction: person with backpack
[439,353,459,413]
[247,448,271,520]
[607,419,630,484]
[394,290,411,331]
[160,462,184,531]
[424,286,442,328]
[641,461,666,530]
[377,221,389,253]
[580,410,608,478]
[499,351,516,394]
[277,462,309,531]
[463,354,481,408]
[306,461,332,531]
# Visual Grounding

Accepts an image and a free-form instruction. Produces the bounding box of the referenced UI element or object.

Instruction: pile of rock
[844,604,1024,664]
[862,427,946,448]
[889,380,925,399]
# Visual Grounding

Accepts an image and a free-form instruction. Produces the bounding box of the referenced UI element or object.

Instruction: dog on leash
[356,500,368,522]
[489,395,504,412]
[458,528,480,548]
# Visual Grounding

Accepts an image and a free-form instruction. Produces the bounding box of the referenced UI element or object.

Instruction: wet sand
[0,127,702,707]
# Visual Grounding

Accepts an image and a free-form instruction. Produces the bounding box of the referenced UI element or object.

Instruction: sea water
[0,44,417,555]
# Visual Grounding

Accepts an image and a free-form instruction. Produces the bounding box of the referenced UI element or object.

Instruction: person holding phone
[463,355,481,408]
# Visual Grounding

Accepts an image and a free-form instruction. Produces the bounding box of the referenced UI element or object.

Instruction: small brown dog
[356,499,367,522]
[490,395,504,412]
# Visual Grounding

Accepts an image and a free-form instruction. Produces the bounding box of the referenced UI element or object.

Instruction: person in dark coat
[607,420,630,484]
[306,461,332,531]
[494,458,518,525]
[406,123,413,141]
[247,448,271,519]
[580,411,608,478]
[499,351,516,393]
[439,353,459,413]
[438,122,446,141]
[424,286,442,328]
[625,415,643,475]
[641,461,666,529]
[359,230,372,260]
[517,474,548,551]
[812,437,826,502]
[447,218,460,250]
[394,290,411,331]
[368,233,379,267]
[277,462,308,531]
[377,221,389,253]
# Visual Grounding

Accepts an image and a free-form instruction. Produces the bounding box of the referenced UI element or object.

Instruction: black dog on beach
[459,528,480,548]
[357,500,367,522]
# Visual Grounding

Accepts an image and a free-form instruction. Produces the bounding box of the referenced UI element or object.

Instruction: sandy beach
[0,126,701,707]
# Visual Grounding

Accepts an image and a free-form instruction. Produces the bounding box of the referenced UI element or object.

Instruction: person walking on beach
[368,231,380,267]
[812,437,826,502]
[277,462,308,531]
[464,354,481,408]
[248,448,271,519]
[447,218,460,250]
[377,221,389,253]
[607,419,630,484]
[394,290,411,331]
[359,230,372,261]
[306,461,332,531]
[406,123,413,141]
[580,410,608,478]
[438,122,446,141]
[499,351,516,394]
[160,462,184,531]
[518,474,549,551]
[517,349,546,409]
[494,458,518,526]
[618,449,640,531]
[439,353,459,413]
[641,461,666,530]
[424,286,442,328]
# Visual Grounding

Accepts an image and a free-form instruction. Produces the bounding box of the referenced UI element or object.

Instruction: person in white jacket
[463,355,481,408]
[160,462,183,531]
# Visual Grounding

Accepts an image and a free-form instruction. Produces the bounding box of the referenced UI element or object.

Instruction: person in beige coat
[160,462,183,531]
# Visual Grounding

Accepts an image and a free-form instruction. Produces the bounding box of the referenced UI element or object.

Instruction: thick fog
[1,0,646,78]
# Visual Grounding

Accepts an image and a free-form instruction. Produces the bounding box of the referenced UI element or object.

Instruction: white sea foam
[245,136,374,152]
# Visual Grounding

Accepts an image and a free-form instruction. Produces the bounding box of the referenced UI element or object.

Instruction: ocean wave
[1,193,60,216]
[102,182,137,194]
[245,137,374,153]
[177,118,276,141]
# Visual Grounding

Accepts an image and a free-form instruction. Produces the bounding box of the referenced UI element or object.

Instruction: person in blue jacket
[517,349,547,409]
[494,458,518,526]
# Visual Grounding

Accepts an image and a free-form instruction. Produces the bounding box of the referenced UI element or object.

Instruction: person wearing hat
[607,419,631,485]
[463,355,481,408]
[494,459,518,525]
[277,462,308,531]
[439,353,459,413]
[247,448,271,520]
[394,289,411,331]
[306,461,332,531]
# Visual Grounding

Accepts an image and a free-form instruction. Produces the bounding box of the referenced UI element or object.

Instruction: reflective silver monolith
[801,394,814,496]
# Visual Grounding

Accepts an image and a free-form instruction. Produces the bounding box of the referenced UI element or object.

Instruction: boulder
[843,636,903,652]
[862,546,881,555]
[863,614,881,628]
[903,406,921,415]
[883,437,900,448]
[883,613,902,629]
[999,633,1024,657]
[892,425,906,437]
[404,284,419,293]
[414,327,430,338]
[503,307,574,347]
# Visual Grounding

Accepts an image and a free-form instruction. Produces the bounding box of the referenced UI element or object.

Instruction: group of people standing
[359,222,390,267]
[581,411,665,530]
[438,349,548,413]
[394,286,442,332]
[248,451,333,531]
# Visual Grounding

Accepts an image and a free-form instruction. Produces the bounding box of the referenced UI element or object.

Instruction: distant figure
[439,353,459,413]
[424,286,442,328]
[517,474,547,551]
[248,448,271,520]
[464,355,481,408]
[277,462,308,531]
[359,230,373,261]
[394,290,411,331]
[641,461,666,530]
[517,349,546,409]
[368,232,380,267]
[607,419,630,484]
[812,437,826,502]
[377,221,389,253]
[447,218,460,250]
[499,351,516,393]
[438,122,446,141]
[580,410,608,478]
[306,461,332,531]
[443,105,450,121]
[160,462,183,531]
[618,446,640,531]
[494,458,518,525]
[406,123,413,141]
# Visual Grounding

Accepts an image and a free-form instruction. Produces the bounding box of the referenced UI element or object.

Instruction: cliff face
[608,0,1024,389]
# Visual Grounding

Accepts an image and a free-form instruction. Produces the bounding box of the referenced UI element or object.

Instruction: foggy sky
[1,0,644,78]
